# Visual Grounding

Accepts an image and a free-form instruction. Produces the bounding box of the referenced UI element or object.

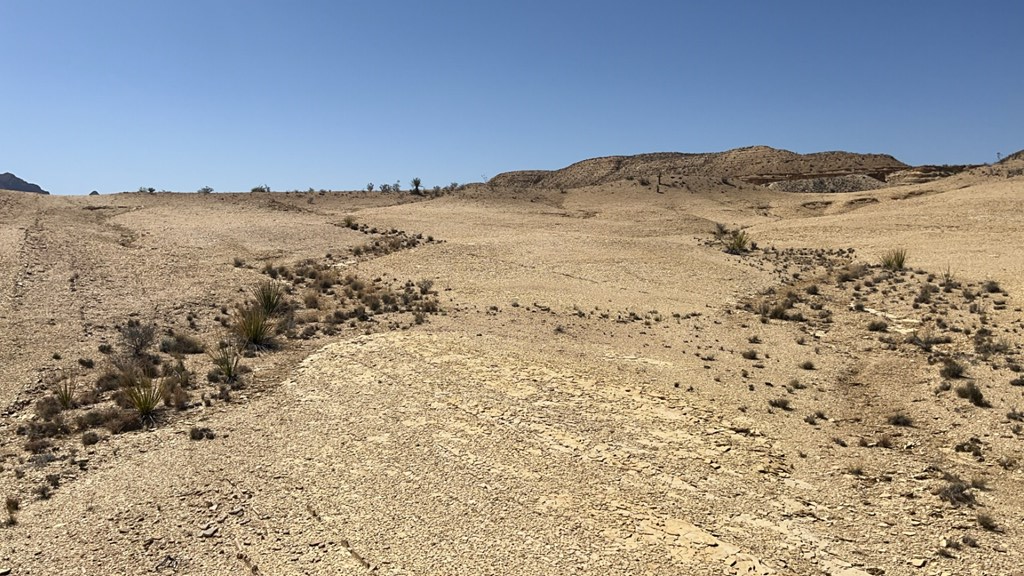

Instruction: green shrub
[724,230,751,254]
[123,379,164,422]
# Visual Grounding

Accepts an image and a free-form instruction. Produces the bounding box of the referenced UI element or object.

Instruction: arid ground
[2,147,1023,575]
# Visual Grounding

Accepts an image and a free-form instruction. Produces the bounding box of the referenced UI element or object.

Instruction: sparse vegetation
[887,412,913,427]
[955,381,989,407]
[881,248,907,270]
[867,319,888,332]
[940,359,967,379]
[232,305,276,350]
[251,280,287,317]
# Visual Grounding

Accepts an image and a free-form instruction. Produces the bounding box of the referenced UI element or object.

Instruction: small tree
[198,186,213,194]
[411,177,422,195]
[380,184,391,193]
[251,185,271,193]
[366,183,374,192]
[393,180,401,193]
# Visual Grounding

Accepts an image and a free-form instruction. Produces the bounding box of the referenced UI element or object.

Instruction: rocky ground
[1,158,1023,575]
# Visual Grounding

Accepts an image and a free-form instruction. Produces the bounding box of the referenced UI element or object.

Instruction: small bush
[977,513,998,531]
[209,345,243,382]
[982,280,1002,294]
[119,319,156,357]
[800,360,815,370]
[159,331,206,355]
[81,431,101,446]
[880,248,907,270]
[189,427,215,441]
[34,396,63,420]
[955,382,989,407]
[741,349,758,360]
[724,230,751,254]
[867,320,888,332]
[940,359,967,379]
[768,398,792,411]
[887,412,913,427]
[939,480,975,507]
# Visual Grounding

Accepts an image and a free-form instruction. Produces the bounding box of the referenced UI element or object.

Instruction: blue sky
[2,1,1021,195]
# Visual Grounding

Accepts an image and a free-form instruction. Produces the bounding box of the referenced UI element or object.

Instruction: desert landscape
[2,146,1024,575]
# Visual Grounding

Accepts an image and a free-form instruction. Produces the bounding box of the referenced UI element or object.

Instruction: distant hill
[0,172,49,194]
[489,146,909,189]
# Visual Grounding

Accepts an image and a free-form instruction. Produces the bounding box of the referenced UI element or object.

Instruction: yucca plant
[251,280,286,316]
[123,378,164,424]
[724,230,751,254]
[881,248,907,270]
[209,344,242,382]
[232,305,276,350]
[53,370,77,410]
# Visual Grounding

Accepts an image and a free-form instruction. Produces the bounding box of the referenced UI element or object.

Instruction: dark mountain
[0,172,49,194]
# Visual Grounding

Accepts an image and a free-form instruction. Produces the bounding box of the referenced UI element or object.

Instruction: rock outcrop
[0,172,48,194]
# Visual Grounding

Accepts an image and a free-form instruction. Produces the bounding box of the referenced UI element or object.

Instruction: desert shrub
[880,248,907,270]
[906,329,952,352]
[940,359,967,379]
[24,438,52,453]
[251,185,270,193]
[5,496,19,526]
[190,427,215,441]
[800,360,815,370]
[159,331,206,355]
[303,291,320,309]
[836,263,868,283]
[207,345,241,385]
[34,396,63,420]
[102,409,142,434]
[251,280,286,316]
[982,280,1002,294]
[938,480,976,507]
[724,230,751,254]
[887,412,913,427]
[81,431,101,446]
[123,379,164,422]
[914,284,937,304]
[977,513,998,531]
[955,382,989,407]
[768,398,792,411]
[741,349,758,360]
[119,319,156,357]
[867,320,888,332]
[232,305,276,350]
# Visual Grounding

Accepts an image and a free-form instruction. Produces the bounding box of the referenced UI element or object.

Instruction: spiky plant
[123,378,164,424]
[53,370,77,410]
[251,280,286,317]
[209,344,242,382]
[880,248,907,270]
[724,230,751,254]
[232,305,276,350]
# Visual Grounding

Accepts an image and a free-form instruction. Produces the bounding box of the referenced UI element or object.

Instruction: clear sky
[2,1,1021,195]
